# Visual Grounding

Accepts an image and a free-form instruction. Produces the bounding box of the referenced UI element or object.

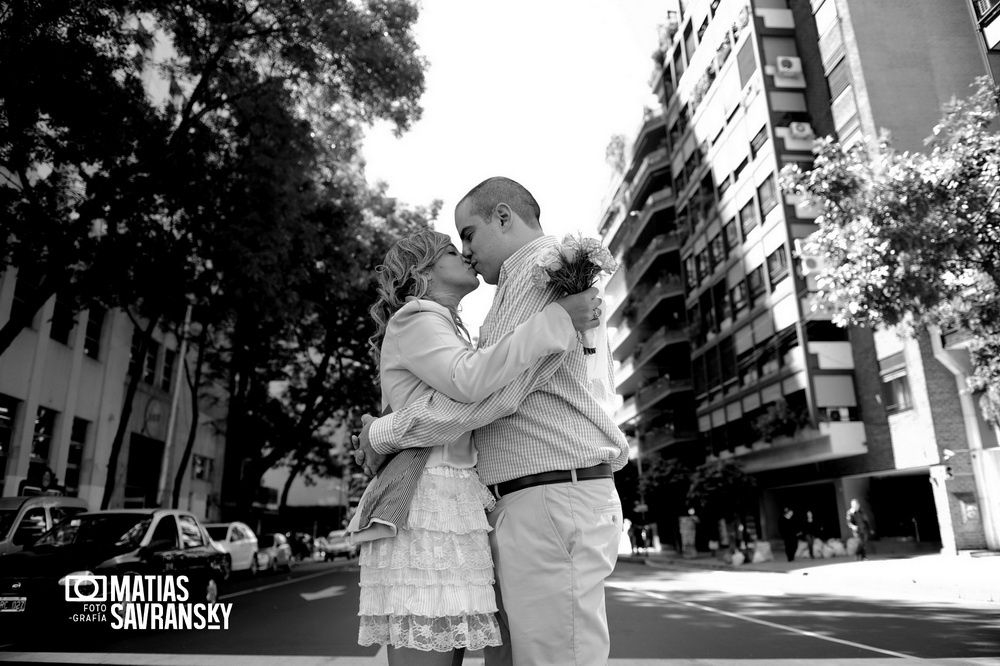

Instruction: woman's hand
[555,287,602,332]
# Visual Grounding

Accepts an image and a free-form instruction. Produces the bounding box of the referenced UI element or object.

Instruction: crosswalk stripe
[608,582,916,659]
[2,654,1000,665]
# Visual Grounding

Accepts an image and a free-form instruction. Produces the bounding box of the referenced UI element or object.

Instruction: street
[2,559,998,665]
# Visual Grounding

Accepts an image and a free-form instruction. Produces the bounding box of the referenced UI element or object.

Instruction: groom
[357,176,628,666]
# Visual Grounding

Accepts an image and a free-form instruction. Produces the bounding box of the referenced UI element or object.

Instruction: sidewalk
[621,548,1000,604]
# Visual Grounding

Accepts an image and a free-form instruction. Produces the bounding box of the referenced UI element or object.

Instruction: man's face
[455,199,505,285]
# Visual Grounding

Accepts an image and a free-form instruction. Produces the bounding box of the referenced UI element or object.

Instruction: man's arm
[360,350,564,457]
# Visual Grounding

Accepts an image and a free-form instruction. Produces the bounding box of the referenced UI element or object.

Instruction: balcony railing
[625,147,669,207]
[614,396,639,426]
[636,275,683,322]
[636,375,693,409]
[627,231,683,284]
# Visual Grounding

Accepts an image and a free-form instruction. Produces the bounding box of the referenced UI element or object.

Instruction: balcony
[627,231,683,287]
[635,275,684,323]
[621,187,675,250]
[637,375,693,410]
[738,421,868,473]
[614,395,639,427]
[643,424,697,454]
[624,147,670,209]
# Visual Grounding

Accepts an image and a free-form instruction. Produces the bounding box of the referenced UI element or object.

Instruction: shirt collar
[498,235,556,286]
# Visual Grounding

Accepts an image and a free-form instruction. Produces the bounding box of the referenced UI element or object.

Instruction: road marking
[220,568,345,600]
[4,654,1000,665]
[608,582,919,660]
[300,585,346,601]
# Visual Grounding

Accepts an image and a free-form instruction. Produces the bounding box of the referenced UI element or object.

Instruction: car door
[177,514,221,585]
[137,514,182,576]
[232,524,255,570]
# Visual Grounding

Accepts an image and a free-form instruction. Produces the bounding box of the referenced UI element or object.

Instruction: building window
[717,175,731,199]
[733,156,749,182]
[161,348,176,392]
[758,175,778,217]
[143,339,160,386]
[737,38,757,88]
[723,219,739,252]
[730,281,748,316]
[684,255,698,292]
[84,306,106,360]
[695,249,710,284]
[0,394,18,496]
[750,126,768,157]
[11,270,40,328]
[192,454,214,481]
[31,406,57,464]
[710,233,725,268]
[748,265,766,301]
[879,352,913,413]
[64,418,88,497]
[767,245,789,284]
[740,199,758,236]
[49,292,75,345]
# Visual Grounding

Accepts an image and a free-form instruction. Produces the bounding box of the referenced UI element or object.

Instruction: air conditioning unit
[794,238,826,275]
[776,56,803,78]
[789,122,815,140]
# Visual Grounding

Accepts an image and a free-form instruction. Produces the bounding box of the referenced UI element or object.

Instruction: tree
[687,459,757,550]
[780,77,1000,422]
[639,456,693,551]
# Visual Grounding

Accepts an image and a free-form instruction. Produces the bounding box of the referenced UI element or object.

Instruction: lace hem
[360,564,494,589]
[359,583,498,616]
[358,613,502,652]
[359,529,495,571]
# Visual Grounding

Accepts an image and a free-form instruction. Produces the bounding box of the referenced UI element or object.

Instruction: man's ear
[493,202,513,229]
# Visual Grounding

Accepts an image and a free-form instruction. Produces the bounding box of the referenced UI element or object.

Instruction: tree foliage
[780,77,1000,422]
[686,459,757,525]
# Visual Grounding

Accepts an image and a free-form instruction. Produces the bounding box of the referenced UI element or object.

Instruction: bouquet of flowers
[530,233,619,354]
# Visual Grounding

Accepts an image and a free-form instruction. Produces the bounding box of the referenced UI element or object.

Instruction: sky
[361,0,670,332]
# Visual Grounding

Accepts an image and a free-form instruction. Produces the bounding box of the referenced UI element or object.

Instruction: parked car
[254,532,292,573]
[0,495,89,556]
[323,529,359,561]
[0,508,229,629]
[206,521,259,576]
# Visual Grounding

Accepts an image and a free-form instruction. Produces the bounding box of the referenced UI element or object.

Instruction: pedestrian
[802,510,819,559]
[846,498,874,561]
[346,227,600,665]
[779,507,800,562]
[356,177,629,666]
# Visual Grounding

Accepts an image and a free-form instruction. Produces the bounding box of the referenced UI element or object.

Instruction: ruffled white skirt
[357,465,501,652]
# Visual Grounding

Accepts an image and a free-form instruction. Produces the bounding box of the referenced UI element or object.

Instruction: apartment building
[601,0,999,553]
[0,268,226,517]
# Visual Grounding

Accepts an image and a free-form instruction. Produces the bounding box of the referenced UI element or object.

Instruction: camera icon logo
[64,574,108,602]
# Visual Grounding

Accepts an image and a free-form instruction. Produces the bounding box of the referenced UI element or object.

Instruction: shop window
[31,406,57,464]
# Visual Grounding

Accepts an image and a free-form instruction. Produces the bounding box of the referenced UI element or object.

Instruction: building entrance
[870,473,941,544]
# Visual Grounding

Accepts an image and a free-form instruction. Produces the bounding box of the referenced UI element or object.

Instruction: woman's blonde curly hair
[368,228,468,362]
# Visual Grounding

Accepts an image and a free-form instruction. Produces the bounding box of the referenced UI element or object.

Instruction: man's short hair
[460,176,541,228]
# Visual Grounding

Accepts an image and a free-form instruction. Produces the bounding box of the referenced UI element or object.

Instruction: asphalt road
[1,559,998,665]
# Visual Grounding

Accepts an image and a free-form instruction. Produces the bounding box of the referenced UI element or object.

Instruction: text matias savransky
[64,574,232,630]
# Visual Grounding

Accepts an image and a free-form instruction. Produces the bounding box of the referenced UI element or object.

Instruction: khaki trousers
[484,476,622,666]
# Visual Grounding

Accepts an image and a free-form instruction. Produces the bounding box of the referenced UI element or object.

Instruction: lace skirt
[357,465,502,652]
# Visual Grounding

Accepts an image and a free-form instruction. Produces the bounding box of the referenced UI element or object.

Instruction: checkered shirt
[369,235,629,486]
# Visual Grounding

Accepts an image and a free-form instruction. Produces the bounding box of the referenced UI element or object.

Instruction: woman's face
[428,244,480,300]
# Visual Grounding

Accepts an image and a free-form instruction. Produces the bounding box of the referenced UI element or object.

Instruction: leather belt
[491,463,613,499]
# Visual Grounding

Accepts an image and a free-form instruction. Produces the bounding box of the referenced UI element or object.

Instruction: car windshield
[0,507,18,537]
[33,514,151,550]
[206,526,228,540]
